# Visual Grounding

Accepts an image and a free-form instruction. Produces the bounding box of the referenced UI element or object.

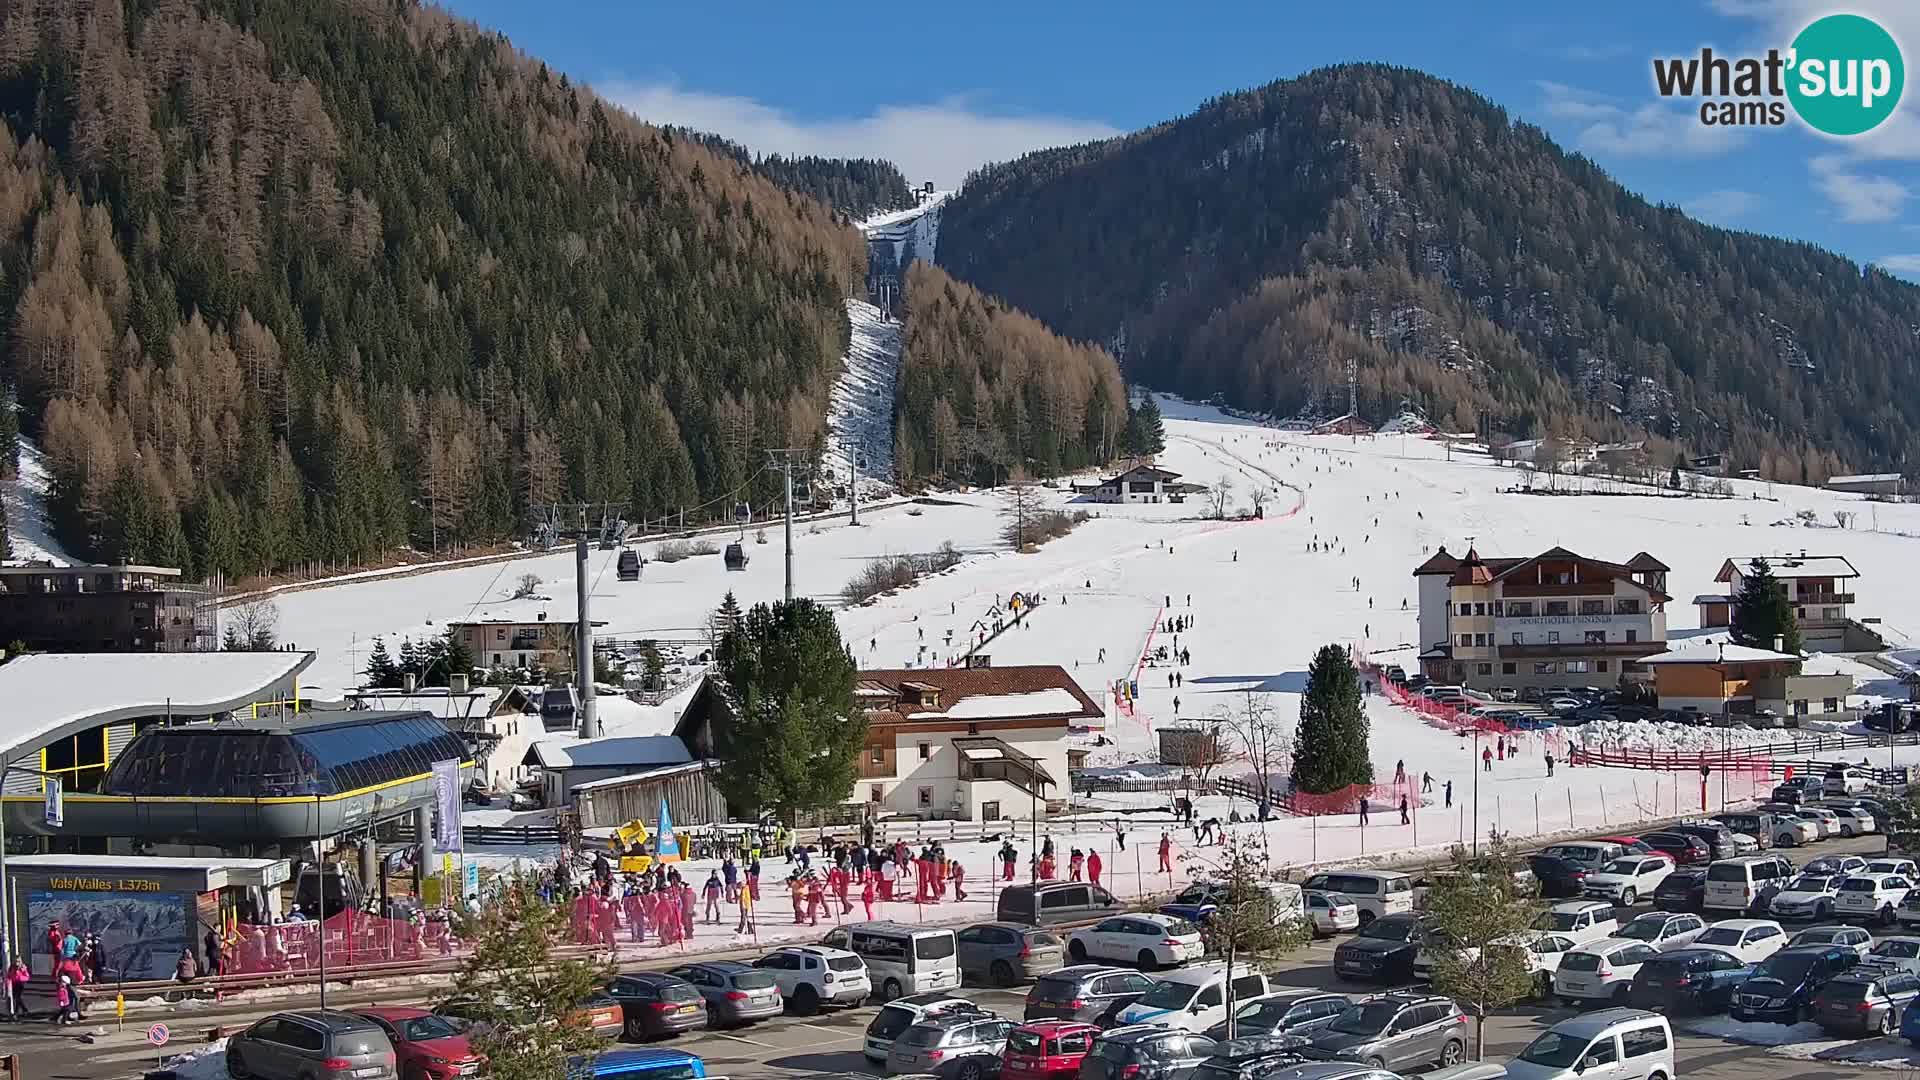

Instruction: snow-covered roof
[349,688,501,721]
[570,759,713,792]
[1827,473,1902,485]
[0,651,313,757]
[1638,640,1800,665]
[524,735,691,770]
[1693,594,1733,605]
[945,688,1088,720]
[1718,555,1859,581]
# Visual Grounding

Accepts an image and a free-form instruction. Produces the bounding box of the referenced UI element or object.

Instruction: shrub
[655,539,719,563]
[841,541,968,605]
[1005,510,1089,549]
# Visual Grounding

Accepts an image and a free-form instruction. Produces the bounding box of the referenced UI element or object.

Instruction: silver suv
[1303,994,1468,1072]
[228,1010,398,1080]
[886,1012,1018,1079]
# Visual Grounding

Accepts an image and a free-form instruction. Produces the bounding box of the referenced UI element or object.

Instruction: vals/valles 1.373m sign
[1652,13,1904,135]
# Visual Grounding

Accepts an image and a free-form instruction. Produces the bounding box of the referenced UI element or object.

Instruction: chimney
[449,671,469,695]
[402,671,417,694]
[1774,635,1785,654]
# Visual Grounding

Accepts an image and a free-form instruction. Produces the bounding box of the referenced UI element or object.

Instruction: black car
[1202,992,1350,1041]
[1331,913,1428,983]
[1729,945,1861,1024]
[1651,868,1707,913]
[1188,1036,1311,1080]
[1628,948,1755,1014]
[1080,1027,1218,1080]
[1667,823,1738,861]
[1526,854,1588,899]
[604,972,707,1040]
[1025,965,1157,1027]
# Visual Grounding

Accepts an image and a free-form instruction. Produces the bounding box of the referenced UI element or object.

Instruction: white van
[819,922,960,1000]
[1505,1007,1674,1080]
[1299,871,1413,926]
[1110,962,1271,1033]
[1703,854,1795,914]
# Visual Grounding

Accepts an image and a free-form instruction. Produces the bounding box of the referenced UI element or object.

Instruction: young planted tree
[1000,466,1045,550]
[225,597,281,651]
[1425,840,1547,1059]
[714,598,868,816]
[365,637,401,688]
[1291,645,1371,793]
[1181,836,1314,1038]
[1212,690,1291,808]
[1207,477,1236,520]
[453,873,615,1080]
[1730,558,1802,658]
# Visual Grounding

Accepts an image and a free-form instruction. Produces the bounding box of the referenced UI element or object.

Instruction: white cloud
[1535,82,1742,157]
[1712,0,1920,162]
[1562,43,1633,62]
[1871,253,1920,275]
[1809,154,1910,222]
[601,82,1120,190]
[1535,81,1623,122]
[1686,188,1764,222]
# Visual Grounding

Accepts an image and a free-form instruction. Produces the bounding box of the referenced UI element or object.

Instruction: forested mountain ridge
[0,0,872,580]
[667,128,917,218]
[939,63,1920,480]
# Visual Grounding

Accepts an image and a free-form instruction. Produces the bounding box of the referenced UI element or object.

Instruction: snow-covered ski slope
[860,191,947,261]
[6,436,72,565]
[825,299,900,497]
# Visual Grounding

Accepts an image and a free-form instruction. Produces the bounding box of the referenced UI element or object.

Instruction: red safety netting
[1283,775,1422,817]
[221,910,466,976]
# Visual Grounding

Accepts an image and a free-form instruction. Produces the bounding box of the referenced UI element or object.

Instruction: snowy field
[276,396,1920,926]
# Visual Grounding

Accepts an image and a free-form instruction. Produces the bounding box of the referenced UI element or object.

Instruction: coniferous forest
[665,129,917,218]
[0,0,877,579]
[939,63,1920,481]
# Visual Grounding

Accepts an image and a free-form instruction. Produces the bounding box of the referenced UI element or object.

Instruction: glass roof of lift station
[100,711,469,799]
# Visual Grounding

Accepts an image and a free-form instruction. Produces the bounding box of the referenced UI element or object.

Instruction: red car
[1002,1020,1100,1080]
[353,1007,482,1080]
[1594,836,1670,860]
[1639,831,1712,866]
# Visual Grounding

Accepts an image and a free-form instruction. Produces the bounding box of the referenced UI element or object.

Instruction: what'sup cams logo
[1652,13,1904,136]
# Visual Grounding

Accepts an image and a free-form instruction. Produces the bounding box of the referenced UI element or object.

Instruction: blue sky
[443,0,1920,277]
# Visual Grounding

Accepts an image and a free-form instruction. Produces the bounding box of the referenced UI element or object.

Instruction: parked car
[1704,855,1796,915]
[1331,913,1429,983]
[1535,842,1625,873]
[435,993,622,1040]
[1713,812,1779,850]
[1667,823,1739,862]
[1024,966,1157,1027]
[1202,992,1350,1041]
[1836,873,1915,925]
[1503,1008,1674,1080]
[228,1010,399,1080]
[1866,935,1920,974]
[1613,911,1706,952]
[605,973,707,1040]
[1786,924,1874,958]
[753,945,871,1015]
[1697,919,1789,964]
[1112,964,1272,1034]
[1639,832,1712,866]
[1731,943,1863,1022]
[957,923,1066,986]
[1078,1026,1218,1080]
[1002,1021,1100,1080]
[663,961,785,1027]
[1538,900,1619,946]
[1591,836,1661,858]
[349,1009,477,1080]
[1899,889,1920,929]
[1000,882,1125,927]
[1300,993,1468,1072]
[1651,868,1707,913]
[578,1049,709,1080]
[1823,804,1878,836]
[1627,948,1756,1014]
[1526,855,1591,900]
[1769,874,1846,921]
[1757,808,1822,847]
[1067,914,1204,971]
[1805,854,1869,878]
[887,1012,1016,1080]
[1297,871,1413,927]
[1303,891,1361,936]
[1867,859,1919,878]
[1797,806,1845,839]
[1553,939,1660,1006]
[1583,857,1673,906]
[1821,969,1920,1037]
[1188,1037,1317,1080]
[1825,766,1871,795]
[863,994,985,1064]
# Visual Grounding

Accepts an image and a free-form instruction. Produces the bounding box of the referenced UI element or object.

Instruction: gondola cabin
[724,542,749,571]
[616,549,642,582]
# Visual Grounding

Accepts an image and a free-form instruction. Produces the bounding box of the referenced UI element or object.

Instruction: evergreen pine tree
[713,598,868,814]
[365,637,401,689]
[398,638,420,681]
[221,624,247,651]
[1291,644,1372,793]
[442,627,475,682]
[1135,395,1166,455]
[1730,558,1802,657]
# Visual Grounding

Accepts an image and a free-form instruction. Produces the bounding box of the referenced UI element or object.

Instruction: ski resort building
[1697,554,1876,652]
[1077,464,1184,504]
[451,611,606,673]
[1638,638,1855,721]
[0,563,215,653]
[850,665,1102,821]
[1825,473,1904,497]
[1412,546,1670,692]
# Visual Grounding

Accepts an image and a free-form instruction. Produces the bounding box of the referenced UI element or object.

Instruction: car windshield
[1600,859,1640,875]
[1839,879,1878,892]
[1138,981,1202,1010]
[902,1026,947,1048]
[1787,876,1832,892]
[1697,928,1743,946]
[1546,912,1588,932]
[402,1016,462,1041]
[1328,1002,1395,1035]
[917,935,957,960]
[1793,930,1839,945]
[1874,940,1920,959]
[1617,919,1666,942]
[1008,1029,1045,1055]
[1359,919,1417,942]
[1755,954,1819,984]
[1032,978,1081,1004]
[730,971,776,990]
[1517,1031,1589,1068]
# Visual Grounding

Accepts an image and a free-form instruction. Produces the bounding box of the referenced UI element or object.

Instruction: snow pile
[1774,1037,1920,1069]
[6,436,72,565]
[156,1037,230,1080]
[825,298,901,497]
[946,688,1087,719]
[1681,1017,1826,1046]
[1575,719,1825,754]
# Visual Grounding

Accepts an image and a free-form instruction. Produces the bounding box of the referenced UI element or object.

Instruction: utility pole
[575,535,598,738]
[848,437,861,527]
[765,449,809,603]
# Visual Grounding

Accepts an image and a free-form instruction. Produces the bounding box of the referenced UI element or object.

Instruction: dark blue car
[1729,945,1860,1023]
[1628,947,1755,1014]
[1160,883,1229,924]
[573,1049,708,1080]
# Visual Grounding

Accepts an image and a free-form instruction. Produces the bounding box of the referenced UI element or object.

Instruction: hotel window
[1625,629,1637,643]
[1824,698,1839,713]
[1580,599,1605,615]
[1458,603,1472,616]
[1477,663,1492,676]
[917,787,932,808]
[1502,663,1517,675]
[1474,603,1487,616]
[1474,634,1488,647]
[917,742,931,760]
[1597,660,1610,673]
[1534,661,1558,674]
[1492,602,1505,616]
[1585,630,1606,644]
[1823,607,1840,620]
[870,786,883,803]
[870,745,884,765]
[1566,661,1589,674]
[1511,632,1524,645]
[1459,634,1472,646]
[1545,601,1571,616]
[495,628,506,641]
[1508,602,1534,616]
[1547,631,1561,644]
[1615,598,1641,614]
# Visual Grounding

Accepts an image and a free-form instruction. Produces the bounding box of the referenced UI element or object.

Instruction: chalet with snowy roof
[1077,464,1184,504]
[852,665,1102,820]
[1313,414,1374,436]
[1412,545,1670,692]
[1699,553,1878,652]
[1825,473,1904,498]
[1638,637,1853,721]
